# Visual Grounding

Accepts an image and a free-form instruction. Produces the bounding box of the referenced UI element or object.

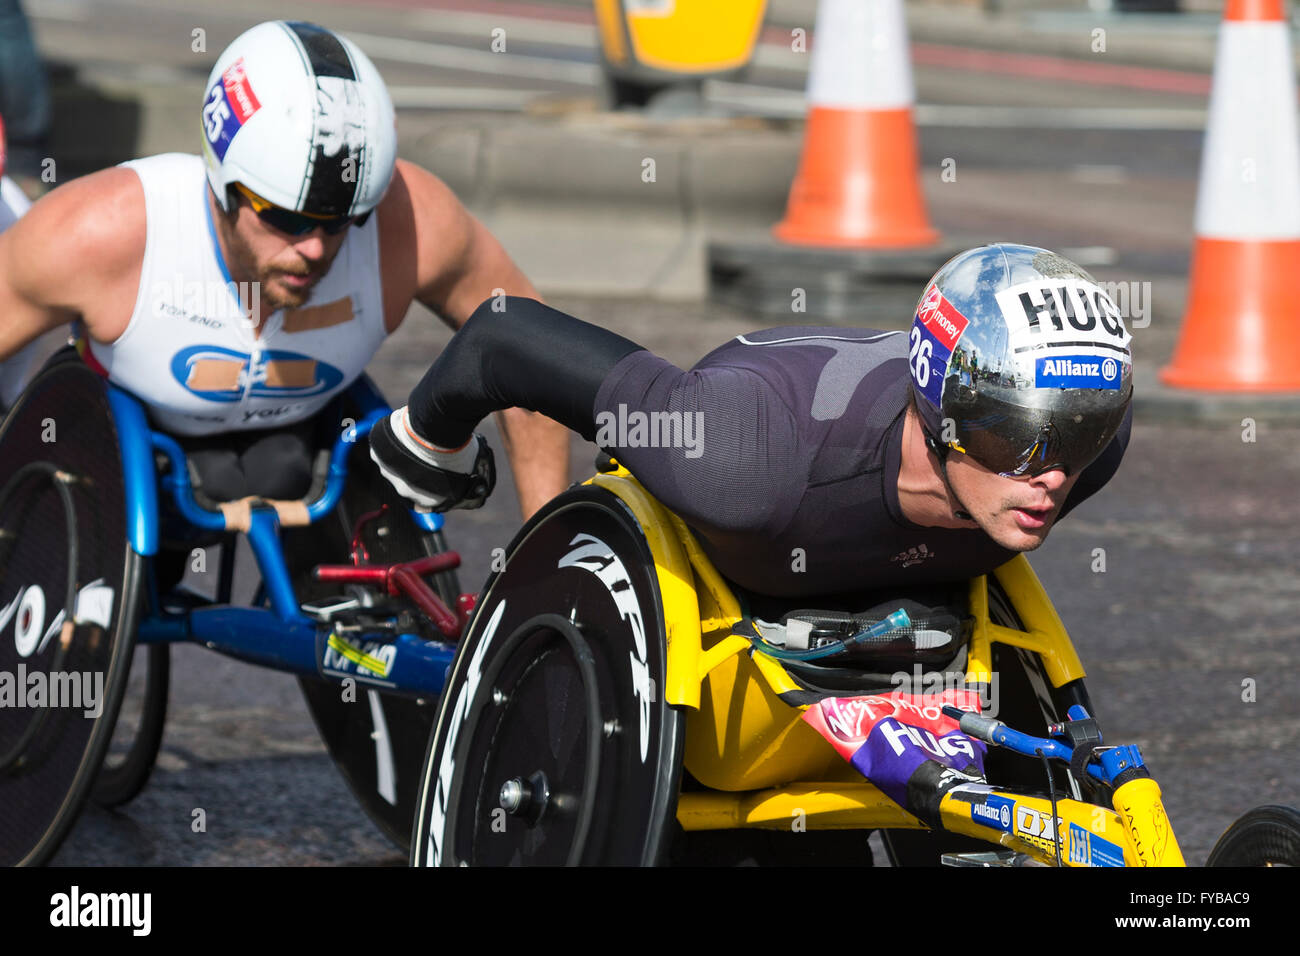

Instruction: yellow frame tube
[966,557,1087,688]
[676,783,921,832]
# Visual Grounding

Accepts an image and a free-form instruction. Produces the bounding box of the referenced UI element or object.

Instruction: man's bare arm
[0,168,145,360]
[391,159,570,519]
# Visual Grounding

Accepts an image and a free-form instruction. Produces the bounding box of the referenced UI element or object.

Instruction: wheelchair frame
[586,467,1183,865]
[106,378,461,698]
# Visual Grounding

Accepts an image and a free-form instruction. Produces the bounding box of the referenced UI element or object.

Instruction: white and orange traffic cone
[1160,0,1300,391]
[773,0,939,248]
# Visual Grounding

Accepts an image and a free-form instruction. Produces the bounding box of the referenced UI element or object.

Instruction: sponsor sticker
[1069,822,1125,867]
[1034,354,1122,390]
[222,58,261,123]
[1089,832,1126,868]
[1068,822,1089,864]
[969,793,1015,833]
[910,284,970,409]
[202,57,260,162]
[324,632,395,681]
[995,279,1131,355]
[917,283,970,351]
[171,345,345,402]
[557,534,652,763]
[802,688,986,811]
[1016,804,1064,842]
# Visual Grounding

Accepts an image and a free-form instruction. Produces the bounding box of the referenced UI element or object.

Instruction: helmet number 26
[909,327,933,389]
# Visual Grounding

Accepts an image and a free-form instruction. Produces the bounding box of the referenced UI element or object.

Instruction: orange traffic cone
[773,0,939,248]
[1160,0,1300,391]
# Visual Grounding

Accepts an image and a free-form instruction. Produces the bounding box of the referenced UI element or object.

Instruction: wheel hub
[499,769,550,824]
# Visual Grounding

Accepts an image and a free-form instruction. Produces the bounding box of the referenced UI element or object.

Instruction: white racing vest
[89,153,387,435]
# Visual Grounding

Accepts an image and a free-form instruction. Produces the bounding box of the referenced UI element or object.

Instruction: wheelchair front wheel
[411,487,684,866]
[1207,805,1300,866]
[290,425,455,853]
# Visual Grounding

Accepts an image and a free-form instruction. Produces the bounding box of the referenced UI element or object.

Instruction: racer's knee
[181,421,316,501]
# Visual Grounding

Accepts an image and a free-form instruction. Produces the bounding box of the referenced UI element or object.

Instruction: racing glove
[369,406,495,511]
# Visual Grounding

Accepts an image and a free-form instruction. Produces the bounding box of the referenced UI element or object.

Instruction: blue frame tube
[245,508,305,621]
[107,385,160,555]
[108,377,454,697]
[136,605,455,696]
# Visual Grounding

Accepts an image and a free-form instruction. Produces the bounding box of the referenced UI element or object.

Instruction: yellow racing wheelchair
[409,465,1300,867]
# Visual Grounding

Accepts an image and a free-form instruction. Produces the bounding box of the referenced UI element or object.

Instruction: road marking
[706,83,1206,129]
[349,31,597,85]
[1071,165,1129,184]
[388,85,545,111]
[25,0,89,20]
[405,8,596,47]
[915,104,1205,130]
[912,42,1211,95]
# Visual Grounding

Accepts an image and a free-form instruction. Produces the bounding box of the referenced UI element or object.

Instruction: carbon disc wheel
[0,360,143,866]
[449,613,604,865]
[412,486,684,867]
[1208,805,1300,866]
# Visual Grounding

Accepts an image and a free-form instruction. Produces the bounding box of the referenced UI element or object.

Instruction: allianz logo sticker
[323,632,396,683]
[968,793,1015,832]
[1035,354,1122,390]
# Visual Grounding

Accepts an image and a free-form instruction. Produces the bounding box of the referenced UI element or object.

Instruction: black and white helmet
[201,21,396,219]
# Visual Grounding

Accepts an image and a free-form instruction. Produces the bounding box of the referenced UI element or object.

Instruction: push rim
[445,613,604,866]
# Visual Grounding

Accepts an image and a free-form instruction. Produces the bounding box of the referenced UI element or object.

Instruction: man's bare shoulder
[379,160,474,257]
[376,159,476,329]
[4,166,146,308]
[385,159,464,217]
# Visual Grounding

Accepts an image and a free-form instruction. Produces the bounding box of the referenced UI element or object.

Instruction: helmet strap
[222,184,242,219]
[924,429,975,523]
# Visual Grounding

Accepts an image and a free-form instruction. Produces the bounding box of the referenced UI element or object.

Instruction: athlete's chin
[1009,534,1047,553]
[263,275,315,310]
[988,524,1051,552]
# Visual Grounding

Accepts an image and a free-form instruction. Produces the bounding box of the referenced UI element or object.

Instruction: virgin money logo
[221,57,261,123]
[916,284,969,351]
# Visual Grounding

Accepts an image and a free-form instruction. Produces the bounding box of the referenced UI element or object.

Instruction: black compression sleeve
[406,297,646,447]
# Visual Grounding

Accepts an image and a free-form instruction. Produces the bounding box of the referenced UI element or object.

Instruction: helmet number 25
[909,327,933,389]
[203,85,231,145]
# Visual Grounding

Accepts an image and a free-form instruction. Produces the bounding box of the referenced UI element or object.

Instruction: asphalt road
[16,0,1298,867]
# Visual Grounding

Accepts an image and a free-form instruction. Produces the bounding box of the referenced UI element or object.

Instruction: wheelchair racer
[370,244,1133,597]
[0,20,568,520]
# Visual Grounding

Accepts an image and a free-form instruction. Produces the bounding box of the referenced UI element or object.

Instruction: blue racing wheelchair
[0,351,469,866]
